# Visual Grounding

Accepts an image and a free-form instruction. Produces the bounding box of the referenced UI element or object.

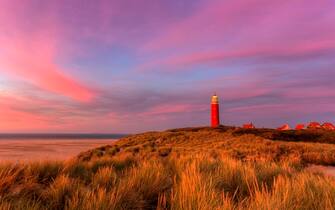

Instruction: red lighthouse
[211,94,220,127]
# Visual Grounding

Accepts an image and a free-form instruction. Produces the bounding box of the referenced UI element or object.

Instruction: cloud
[138,0,335,72]
[1,66,334,133]
[0,39,94,102]
[139,104,208,117]
[143,0,335,51]
[0,2,94,102]
[138,31,335,73]
[137,44,335,73]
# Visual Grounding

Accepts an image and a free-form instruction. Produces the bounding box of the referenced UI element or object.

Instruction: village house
[322,122,335,130]
[243,123,255,129]
[295,124,305,130]
[307,122,321,129]
[277,124,290,131]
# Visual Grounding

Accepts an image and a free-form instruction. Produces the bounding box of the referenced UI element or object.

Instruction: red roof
[307,122,321,129]
[295,124,305,130]
[322,122,335,130]
[243,123,255,129]
[277,124,290,131]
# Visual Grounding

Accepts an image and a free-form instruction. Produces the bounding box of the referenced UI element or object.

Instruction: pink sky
[0,0,334,133]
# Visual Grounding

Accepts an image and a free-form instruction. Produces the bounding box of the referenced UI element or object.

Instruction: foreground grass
[1,126,335,209]
[1,154,335,210]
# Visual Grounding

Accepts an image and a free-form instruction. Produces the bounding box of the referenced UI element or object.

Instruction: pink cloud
[0,95,53,132]
[143,0,335,52]
[0,92,99,132]
[0,3,93,102]
[225,103,335,120]
[138,35,335,73]
[138,0,335,72]
[0,106,47,132]
[0,38,94,102]
[139,104,208,117]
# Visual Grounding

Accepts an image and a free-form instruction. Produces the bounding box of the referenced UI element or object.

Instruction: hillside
[1,126,335,209]
[79,126,335,165]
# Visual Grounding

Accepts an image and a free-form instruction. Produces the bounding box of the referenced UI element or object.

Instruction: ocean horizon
[0,133,128,140]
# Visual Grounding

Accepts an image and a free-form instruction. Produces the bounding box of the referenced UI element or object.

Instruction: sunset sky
[0,0,334,133]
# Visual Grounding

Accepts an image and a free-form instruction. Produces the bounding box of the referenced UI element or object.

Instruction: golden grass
[0,126,335,209]
[0,154,335,209]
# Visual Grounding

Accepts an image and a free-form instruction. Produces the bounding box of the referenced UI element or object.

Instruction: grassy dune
[1,126,335,209]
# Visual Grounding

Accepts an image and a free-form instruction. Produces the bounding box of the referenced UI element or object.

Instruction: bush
[158,147,172,157]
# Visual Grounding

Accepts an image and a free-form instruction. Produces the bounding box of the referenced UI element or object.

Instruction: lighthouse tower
[211,94,220,127]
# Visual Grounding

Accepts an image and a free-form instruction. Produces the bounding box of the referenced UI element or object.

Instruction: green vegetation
[1,126,335,209]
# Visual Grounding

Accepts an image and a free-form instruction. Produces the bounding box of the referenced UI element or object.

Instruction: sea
[0,134,126,162]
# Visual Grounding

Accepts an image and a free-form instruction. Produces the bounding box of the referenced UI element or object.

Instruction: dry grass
[1,126,335,209]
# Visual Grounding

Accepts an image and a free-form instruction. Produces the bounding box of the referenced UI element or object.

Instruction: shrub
[158,147,172,157]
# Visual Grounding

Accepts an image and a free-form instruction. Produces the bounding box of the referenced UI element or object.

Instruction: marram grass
[1,126,335,210]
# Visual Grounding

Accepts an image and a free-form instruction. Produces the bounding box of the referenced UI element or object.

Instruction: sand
[0,139,116,162]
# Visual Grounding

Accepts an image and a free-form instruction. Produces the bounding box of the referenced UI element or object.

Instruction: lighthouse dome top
[211,94,219,104]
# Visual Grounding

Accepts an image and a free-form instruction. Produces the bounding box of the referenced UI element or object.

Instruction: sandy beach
[0,139,116,162]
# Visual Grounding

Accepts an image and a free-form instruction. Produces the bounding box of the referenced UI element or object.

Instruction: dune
[1,126,335,209]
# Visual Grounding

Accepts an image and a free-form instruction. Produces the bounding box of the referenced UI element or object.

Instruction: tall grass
[1,127,335,209]
[0,153,334,209]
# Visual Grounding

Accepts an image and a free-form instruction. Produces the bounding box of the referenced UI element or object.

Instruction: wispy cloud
[0,2,94,102]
